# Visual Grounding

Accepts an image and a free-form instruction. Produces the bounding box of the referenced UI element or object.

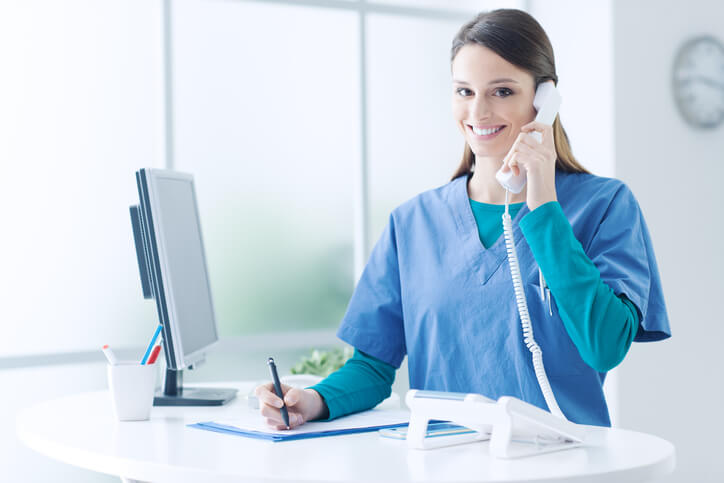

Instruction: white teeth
[471,125,503,136]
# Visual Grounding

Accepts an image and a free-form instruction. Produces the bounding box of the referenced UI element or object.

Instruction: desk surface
[16,381,675,483]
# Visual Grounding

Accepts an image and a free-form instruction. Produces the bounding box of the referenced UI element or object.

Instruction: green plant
[290,346,354,377]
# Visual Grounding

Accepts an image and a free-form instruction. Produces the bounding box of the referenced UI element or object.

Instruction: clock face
[672,36,724,129]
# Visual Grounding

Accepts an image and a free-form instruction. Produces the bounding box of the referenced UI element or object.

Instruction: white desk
[17,381,675,482]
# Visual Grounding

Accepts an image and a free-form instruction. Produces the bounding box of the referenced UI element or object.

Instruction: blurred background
[0,0,722,481]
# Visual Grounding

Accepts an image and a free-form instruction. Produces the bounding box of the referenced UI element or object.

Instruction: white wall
[0,0,164,357]
[530,0,615,178]
[612,1,724,481]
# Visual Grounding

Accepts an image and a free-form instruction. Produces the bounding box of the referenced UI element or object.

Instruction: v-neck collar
[448,174,530,285]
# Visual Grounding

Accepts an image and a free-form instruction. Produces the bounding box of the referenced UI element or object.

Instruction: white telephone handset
[495,81,562,193]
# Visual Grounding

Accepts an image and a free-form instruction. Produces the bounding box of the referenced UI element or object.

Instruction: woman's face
[451,44,537,163]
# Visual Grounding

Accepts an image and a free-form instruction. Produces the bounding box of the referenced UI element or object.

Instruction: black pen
[267,357,290,428]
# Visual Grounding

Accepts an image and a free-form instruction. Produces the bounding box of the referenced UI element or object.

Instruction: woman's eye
[456,87,473,97]
[494,88,513,97]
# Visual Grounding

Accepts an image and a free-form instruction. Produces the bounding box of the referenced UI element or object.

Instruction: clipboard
[189,408,410,442]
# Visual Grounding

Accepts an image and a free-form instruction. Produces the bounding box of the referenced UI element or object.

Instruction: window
[0,0,520,356]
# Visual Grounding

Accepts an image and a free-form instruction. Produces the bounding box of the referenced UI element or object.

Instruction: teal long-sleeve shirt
[310,200,640,420]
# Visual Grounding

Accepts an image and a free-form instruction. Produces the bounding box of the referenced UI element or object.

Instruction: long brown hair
[450,9,589,180]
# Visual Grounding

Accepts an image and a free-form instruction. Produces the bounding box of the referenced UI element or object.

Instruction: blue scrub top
[336,170,670,427]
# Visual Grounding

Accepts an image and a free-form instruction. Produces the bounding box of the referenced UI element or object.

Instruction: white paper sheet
[214,408,410,436]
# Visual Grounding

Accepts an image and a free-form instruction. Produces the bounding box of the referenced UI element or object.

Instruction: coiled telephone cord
[502,190,566,420]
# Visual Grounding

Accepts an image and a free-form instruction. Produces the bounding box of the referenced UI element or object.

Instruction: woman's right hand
[254,382,327,430]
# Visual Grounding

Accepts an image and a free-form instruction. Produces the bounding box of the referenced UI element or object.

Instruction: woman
[255,8,670,429]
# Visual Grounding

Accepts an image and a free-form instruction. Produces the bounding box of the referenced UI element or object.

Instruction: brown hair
[450,9,589,180]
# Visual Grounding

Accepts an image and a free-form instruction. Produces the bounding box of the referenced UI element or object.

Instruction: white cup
[107,362,157,421]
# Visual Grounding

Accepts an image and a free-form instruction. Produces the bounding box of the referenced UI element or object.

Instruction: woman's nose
[470,96,492,121]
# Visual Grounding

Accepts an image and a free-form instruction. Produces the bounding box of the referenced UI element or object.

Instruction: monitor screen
[132,168,237,406]
[135,169,219,370]
[153,175,217,358]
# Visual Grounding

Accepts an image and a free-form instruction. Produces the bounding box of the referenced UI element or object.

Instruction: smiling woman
[450,9,587,185]
[254,8,670,432]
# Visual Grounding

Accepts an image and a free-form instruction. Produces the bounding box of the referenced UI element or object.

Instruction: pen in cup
[102,345,119,365]
[267,357,290,429]
[141,325,163,365]
[147,345,162,365]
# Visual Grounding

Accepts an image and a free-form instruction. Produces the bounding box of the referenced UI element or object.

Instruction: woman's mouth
[467,124,505,140]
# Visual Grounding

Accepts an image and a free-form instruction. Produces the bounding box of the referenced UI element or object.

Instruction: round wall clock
[671,35,724,129]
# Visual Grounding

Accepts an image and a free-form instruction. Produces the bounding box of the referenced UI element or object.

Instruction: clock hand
[678,76,724,91]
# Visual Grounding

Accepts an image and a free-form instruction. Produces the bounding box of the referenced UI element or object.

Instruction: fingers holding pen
[255,383,297,414]
[255,383,288,426]
[255,382,285,408]
[255,383,306,430]
[256,358,326,430]
[280,388,307,428]
[260,404,304,429]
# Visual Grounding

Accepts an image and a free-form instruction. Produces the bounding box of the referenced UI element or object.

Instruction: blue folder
[189,421,409,442]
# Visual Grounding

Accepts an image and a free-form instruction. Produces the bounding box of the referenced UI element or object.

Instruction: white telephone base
[405,390,588,458]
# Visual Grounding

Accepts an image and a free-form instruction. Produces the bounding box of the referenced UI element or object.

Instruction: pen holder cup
[107,362,158,421]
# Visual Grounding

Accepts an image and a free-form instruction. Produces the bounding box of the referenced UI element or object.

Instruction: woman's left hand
[499,121,557,211]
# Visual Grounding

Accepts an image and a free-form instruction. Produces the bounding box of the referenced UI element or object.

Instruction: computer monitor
[129,168,236,406]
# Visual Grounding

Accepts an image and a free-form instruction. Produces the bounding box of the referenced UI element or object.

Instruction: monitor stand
[154,368,238,406]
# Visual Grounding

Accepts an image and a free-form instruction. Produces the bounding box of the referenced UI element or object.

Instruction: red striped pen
[146,345,162,365]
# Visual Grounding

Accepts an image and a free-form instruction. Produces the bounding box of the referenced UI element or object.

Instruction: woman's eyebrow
[488,78,519,85]
[452,78,520,85]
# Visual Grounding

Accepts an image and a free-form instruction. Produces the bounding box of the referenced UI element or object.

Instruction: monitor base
[153,387,237,406]
[154,367,237,406]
